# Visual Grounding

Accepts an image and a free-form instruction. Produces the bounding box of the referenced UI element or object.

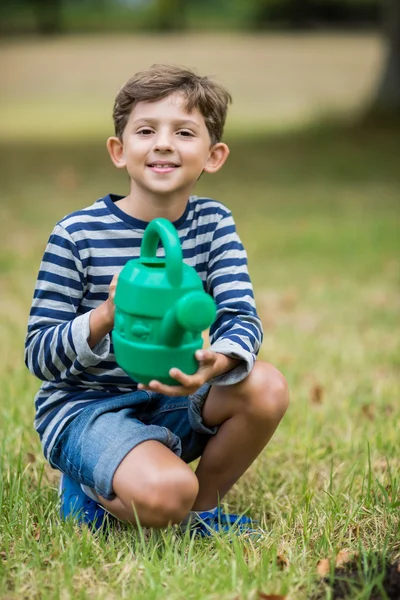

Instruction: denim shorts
[49,384,215,500]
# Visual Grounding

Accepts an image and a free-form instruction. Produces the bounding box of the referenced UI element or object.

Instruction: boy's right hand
[104,272,119,324]
[88,273,119,348]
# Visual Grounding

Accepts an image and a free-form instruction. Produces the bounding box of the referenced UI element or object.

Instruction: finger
[195,349,217,364]
[141,375,203,397]
[137,383,151,391]
[147,381,191,397]
[169,368,200,388]
[109,273,119,290]
[161,386,190,397]
[139,379,182,395]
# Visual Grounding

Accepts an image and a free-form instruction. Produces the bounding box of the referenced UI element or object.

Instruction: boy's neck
[115,189,191,223]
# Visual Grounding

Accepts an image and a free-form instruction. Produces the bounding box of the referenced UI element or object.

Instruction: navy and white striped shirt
[25,194,263,460]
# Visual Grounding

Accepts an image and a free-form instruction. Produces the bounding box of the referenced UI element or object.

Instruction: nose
[153,129,174,152]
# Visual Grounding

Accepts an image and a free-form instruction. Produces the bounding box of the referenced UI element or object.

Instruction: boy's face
[108,92,228,199]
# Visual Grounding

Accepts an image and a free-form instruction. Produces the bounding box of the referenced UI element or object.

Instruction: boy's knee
[120,465,199,526]
[242,361,289,422]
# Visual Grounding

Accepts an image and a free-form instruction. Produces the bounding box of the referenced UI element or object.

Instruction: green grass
[0,121,399,599]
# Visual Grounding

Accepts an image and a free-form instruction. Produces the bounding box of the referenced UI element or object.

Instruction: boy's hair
[113,64,232,145]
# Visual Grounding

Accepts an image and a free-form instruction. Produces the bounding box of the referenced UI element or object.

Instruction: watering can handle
[140,218,183,288]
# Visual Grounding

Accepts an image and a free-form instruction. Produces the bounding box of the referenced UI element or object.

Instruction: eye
[137,128,154,135]
[177,130,194,137]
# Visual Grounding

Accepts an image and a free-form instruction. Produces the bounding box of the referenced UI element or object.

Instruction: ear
[107,136,126,169]
[203,142,230,174]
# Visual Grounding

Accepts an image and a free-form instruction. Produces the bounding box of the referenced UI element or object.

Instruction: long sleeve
[206,212,263,385]
[25,224,110,383]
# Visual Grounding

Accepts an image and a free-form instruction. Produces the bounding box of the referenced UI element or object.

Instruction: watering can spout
[159,291,216,347]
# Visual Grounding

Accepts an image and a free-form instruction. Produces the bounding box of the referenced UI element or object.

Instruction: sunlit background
[0,0,395,141]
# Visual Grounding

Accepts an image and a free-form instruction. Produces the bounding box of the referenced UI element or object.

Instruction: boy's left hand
[137,350,238,397]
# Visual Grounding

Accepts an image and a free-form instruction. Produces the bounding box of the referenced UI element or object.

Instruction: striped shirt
[25,194,263,460]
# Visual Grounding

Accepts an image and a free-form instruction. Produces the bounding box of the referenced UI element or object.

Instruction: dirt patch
[313,554,400,599]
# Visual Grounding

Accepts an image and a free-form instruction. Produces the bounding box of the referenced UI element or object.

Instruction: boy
[25,64,289,535]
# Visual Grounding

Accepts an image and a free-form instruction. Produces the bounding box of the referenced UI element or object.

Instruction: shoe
[188,507,261,538]
[59,473,109,530]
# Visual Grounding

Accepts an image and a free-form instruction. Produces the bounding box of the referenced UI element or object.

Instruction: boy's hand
[137,350,239,397]
[104,272,119,324]
[88,273,119,348]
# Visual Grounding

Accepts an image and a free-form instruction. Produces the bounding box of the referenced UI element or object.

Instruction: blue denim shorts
[49,384,215,500]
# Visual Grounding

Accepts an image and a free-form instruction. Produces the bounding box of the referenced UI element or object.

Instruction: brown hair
[113,64,232,145]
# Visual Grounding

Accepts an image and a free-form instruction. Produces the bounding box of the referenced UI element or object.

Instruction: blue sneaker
[188,507,261,538]
[59,473,109,530]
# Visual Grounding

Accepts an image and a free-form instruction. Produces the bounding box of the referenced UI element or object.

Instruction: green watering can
[112,218,216,385]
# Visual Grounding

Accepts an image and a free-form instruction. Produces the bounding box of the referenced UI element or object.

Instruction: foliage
[0,0,381,35]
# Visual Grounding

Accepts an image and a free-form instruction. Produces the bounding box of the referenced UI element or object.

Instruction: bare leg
[97,361,287,527]
[98,440,199,528]
[192,361,289,511]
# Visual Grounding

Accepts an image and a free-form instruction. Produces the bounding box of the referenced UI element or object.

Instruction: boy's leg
[52,391,201,530]
[98,440,199,528]
[57,362,286,529]
[192,361,289,511]
[99,361,288,524]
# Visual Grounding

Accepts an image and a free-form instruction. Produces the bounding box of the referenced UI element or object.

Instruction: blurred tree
[29,0,63,34]
[370,0,400,116]
[154,0,187,31]
[250,0,379,29]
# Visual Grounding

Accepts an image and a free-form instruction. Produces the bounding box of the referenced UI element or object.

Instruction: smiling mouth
[148,163,179,169]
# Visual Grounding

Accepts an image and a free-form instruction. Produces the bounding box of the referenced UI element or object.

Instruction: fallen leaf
[335,549,355,567]
[310,383,324,404]
[276,553,289,569]
[316,558,330,577]
[362,404,375,420]
[317,550,358,577]
[279,289,298,311]
[0,551,6,560]
[33,524,41,541]
[26,452,36,464]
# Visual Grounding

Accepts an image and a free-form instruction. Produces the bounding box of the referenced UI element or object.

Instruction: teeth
[151,164,176,168]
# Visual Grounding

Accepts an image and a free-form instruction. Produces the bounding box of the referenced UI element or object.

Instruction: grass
[1,34,399,600]
[0,121,399,600]
[0,32,382,140]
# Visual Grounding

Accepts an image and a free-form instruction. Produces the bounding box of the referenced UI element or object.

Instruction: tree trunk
[371,0,400,115]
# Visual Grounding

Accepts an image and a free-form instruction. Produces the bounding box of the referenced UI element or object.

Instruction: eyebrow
[132,118,200,129]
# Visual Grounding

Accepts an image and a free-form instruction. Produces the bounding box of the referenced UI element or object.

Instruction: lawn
[0,34,399,600]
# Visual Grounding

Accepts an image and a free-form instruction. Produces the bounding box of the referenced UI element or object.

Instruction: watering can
[112,218,216,385]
